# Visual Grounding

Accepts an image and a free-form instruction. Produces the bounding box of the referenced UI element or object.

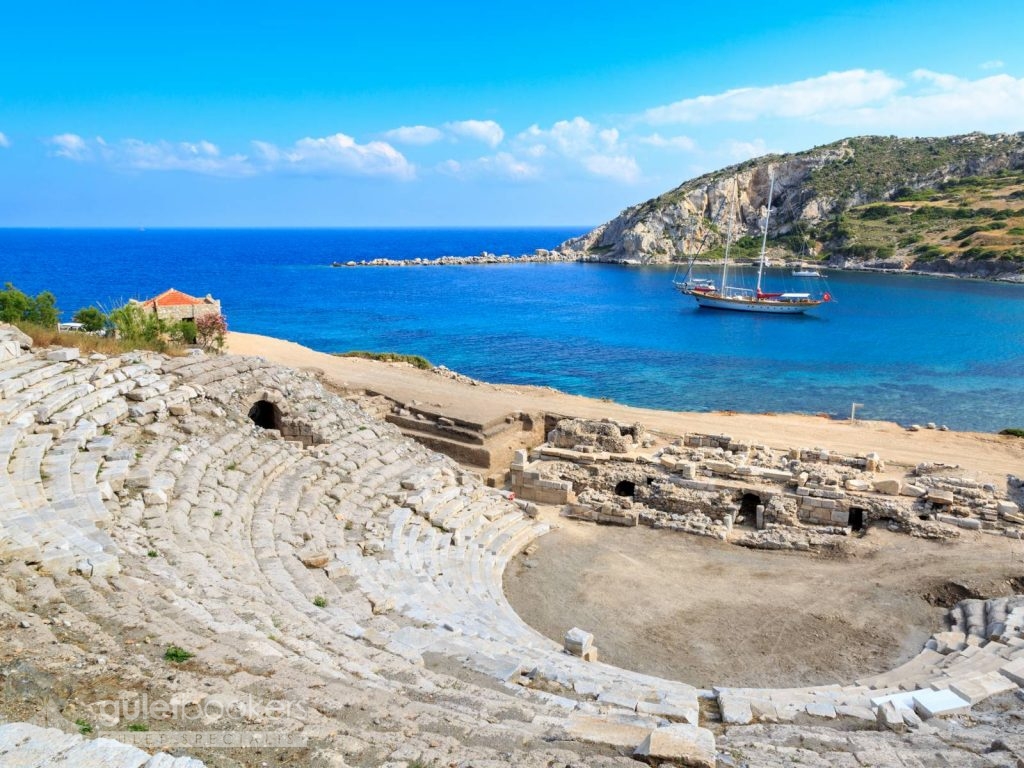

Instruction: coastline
[330,250,1024,283]
[226,330,1024,481]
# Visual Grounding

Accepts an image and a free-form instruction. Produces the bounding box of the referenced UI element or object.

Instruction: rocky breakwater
[331,248,581,267]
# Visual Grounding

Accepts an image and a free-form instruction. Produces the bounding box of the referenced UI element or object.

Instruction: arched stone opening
[849,507,866,532]
[739,493,761,516]
[248,400,282,431]
[614,480,636,498]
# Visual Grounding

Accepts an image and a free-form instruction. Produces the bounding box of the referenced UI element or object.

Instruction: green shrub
[72,306,108,332]
[312,595,328,608]
[163,645,194,663]
[337,351,433,369]
[999,428,1024,438]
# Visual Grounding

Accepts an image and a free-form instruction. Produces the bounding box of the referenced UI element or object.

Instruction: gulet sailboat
[689,172,832,314]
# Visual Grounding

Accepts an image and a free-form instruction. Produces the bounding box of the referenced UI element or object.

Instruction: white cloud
[0,132,9,148]
[724,138,770,161]
[821,71,1024,134]
[644,69,902,124]
[49,134,252,175]
[383,125,444,145]
[582,154,641,183]
[517,117,641,182]
[258,133,414,179]
[48,133,90,160]
[444,119,504,148]
[438,152,539,180]
[638,133,696,151]
[118,139,253,175]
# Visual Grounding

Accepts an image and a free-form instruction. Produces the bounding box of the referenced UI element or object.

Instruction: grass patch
[15,322,186,356]
[999,428,1024,438]
[126,723,149,732]
[163,645,194,663]
[335,350,432,369]
[75,718,93,735]
[312,595,328,608]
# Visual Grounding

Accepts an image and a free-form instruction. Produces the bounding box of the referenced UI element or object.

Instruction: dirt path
[227,331,1024,483]
[504,518,1024,689]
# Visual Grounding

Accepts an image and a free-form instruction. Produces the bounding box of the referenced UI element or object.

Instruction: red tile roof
[140,288,209,308]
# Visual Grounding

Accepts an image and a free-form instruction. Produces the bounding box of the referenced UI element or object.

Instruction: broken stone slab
[927,489,956,505]
[901,483,926,497]
[633,723,716,768]
[718,693,753,724]
[300,550,330,568]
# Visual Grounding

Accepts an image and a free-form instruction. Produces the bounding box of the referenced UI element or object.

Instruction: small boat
[674,277,716,295]
[689,171,832,315]
[792,265,822,277]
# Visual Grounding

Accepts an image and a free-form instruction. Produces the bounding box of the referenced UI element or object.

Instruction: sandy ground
[505,518,1024,688]
[227,331,1024,482]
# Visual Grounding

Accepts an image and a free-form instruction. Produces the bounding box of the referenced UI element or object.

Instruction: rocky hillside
[560,132,1024,277]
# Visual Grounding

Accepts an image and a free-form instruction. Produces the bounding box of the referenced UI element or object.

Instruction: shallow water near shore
[3,227,1024,431]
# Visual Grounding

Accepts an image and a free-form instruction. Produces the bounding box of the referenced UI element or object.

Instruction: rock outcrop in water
[559,132,1024,275]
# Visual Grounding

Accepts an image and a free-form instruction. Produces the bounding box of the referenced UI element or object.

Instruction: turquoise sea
[2,227,1023,432]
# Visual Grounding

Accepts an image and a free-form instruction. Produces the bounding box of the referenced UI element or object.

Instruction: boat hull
[693,293,821,314]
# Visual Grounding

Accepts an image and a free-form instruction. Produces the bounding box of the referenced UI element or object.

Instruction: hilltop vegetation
[819,170,1024,274]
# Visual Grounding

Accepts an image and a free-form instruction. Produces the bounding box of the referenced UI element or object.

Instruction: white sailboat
[691,171,832,314]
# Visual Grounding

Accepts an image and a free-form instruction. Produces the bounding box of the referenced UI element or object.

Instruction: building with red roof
[135,288,221,324]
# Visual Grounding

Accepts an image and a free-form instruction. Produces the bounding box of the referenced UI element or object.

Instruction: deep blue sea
[2,227,1024,432]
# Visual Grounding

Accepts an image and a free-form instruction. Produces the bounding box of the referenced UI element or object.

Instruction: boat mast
[756,171,775,296]
[721,195,735,291]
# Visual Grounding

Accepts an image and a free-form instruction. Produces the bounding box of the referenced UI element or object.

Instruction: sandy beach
[226,330,1024,482]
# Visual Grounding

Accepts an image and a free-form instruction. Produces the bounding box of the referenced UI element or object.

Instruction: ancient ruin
[0,324,1022,767]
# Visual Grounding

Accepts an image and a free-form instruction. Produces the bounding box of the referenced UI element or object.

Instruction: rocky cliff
[560,132,1024,271]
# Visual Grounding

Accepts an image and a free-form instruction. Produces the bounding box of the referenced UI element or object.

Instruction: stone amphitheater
[1,325,1023,768]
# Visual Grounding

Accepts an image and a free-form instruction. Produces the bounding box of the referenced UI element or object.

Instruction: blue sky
[2,1,1023,227]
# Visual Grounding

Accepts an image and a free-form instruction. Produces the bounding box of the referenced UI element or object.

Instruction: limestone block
[873,479,902,495]
[950,671,1018,703]
[719,693,753,724]
[805,701,837,719]
[957,517,982,530]
[563,714,655,749]
[46,347,80,362]
[912,688,971,718]
[142,488,168,506]
[564,626,594,656]
[999,657,1024,686]
[633,723,716,768]
[845,478,871,492]
[997,500,1020,517]
[901,483,926,497]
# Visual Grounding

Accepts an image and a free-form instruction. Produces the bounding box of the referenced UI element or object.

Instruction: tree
[26,291,59,328]
[72,306,108,332]
[0,283,32,324]
[195,313,227,352]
